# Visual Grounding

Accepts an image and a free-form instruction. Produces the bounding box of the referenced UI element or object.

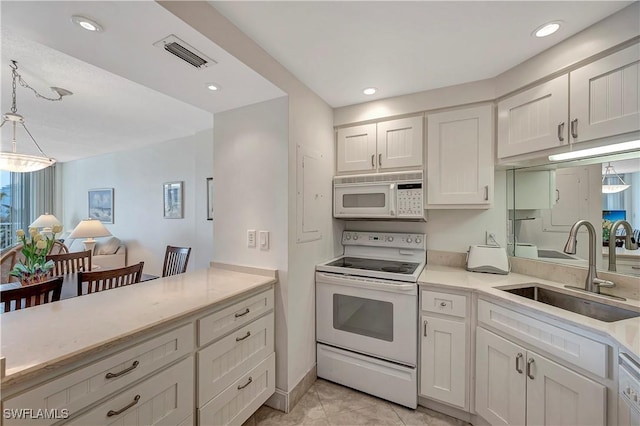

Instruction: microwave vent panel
[334,170,423,185]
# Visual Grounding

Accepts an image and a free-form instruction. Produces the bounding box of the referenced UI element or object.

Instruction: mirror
[507,151,640,277]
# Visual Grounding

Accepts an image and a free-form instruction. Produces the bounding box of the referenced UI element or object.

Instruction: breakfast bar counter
[0,263,276,388]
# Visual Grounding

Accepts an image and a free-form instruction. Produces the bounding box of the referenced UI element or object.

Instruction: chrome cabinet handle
[484,185,489,201]
[235,308,250,318]
[557,122,565,141]
[105,361,139,379]
[236,331,251,342]
[423,319,428,337]
[378,153,382,167]
[371,154,375,168]
[570,118,578,139]
[515,353,523,374]
[238,377,253,390]
[527,358,535,380]
[107,395,140,417]
[555,189,560,202]
[440,301,447,307]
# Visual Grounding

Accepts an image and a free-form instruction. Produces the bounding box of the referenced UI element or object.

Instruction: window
[0,166,56,250]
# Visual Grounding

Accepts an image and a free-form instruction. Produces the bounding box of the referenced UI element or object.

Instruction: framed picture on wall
[88,188,114,223]
[207,177,213,220]
[163,181,184,219]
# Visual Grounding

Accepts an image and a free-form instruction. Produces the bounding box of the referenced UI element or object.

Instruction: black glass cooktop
[325,257,420,275]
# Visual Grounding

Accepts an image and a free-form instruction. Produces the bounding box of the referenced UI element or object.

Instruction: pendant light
[602,162,630,194]
[0,60,72,173]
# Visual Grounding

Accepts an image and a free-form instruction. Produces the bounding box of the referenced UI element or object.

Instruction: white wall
[60,128,214,276]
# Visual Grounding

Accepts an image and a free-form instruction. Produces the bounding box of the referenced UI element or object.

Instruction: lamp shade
[68,218,112,239]
[30,213,61,229]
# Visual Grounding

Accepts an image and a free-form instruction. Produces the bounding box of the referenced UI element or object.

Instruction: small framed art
[88,188,114,223]
[163,181,183,219]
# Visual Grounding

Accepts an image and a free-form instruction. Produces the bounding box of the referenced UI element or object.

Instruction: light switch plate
[247,230,256,248]
[259,230,269,250]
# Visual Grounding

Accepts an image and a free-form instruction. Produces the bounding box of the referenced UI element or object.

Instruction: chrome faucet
[608,220,639,272]
[563,220,614,294]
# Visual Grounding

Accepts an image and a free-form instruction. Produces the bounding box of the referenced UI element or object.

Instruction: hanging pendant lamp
[0,60,72,173]
[602,162,630,194]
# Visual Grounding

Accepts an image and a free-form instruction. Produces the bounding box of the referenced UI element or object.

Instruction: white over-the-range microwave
[333,170,425,220]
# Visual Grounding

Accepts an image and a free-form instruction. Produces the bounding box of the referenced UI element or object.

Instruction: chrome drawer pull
[378,153,382,167]
[423,319,428,337]
[515,353,523,374]
[557,122,565,141]
[527,358,535,380]
[107,394,140,417]
[238,377,253,390]
[570,118,579,139]
[105,361,139,379]
[236,331,251,342]
[371,154,375,168]
[235,308,250,318]
[440,301,447,307]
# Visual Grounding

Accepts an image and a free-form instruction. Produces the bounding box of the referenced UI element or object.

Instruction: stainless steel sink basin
[501,285,640,322]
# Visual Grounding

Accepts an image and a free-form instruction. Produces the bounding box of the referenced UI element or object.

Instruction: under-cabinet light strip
[548,140,640,161]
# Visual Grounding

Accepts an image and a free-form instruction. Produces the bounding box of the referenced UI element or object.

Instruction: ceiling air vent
[153,35,216,69]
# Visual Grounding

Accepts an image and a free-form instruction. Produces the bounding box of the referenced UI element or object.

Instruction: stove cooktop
[324,257,420,275]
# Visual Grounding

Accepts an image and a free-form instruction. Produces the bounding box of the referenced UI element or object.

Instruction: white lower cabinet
[476,327,606,426]
[67,357,194,426]
[419,289,469,410]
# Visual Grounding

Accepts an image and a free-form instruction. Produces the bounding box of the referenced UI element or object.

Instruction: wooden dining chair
[49,241,69,255]
[46,250,92,276]
[77,262,144,296]
[0,277,64,313]
[162,246,191,277]
[0,245,20,283]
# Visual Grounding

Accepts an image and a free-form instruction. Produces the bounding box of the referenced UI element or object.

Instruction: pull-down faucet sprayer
[563,220,614,294]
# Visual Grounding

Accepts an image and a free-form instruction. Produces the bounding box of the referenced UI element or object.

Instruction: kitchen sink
[501,285,640,322]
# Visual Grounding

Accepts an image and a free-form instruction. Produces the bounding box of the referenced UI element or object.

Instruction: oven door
[315,272,417,366]
[333,182,395,218]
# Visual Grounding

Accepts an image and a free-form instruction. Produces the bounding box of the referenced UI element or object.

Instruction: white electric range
[315,231,426,408]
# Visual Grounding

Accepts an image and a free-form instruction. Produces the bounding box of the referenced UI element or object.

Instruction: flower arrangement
[9,225,62,285]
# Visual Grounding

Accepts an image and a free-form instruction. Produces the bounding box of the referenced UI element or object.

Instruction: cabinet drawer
[198,289,274,347]
[4,324,194,426]
[199,352,276,426]
[477,299,607,378]
[421,290,467,318]
[66,357,193,425]
[198,313,274,407]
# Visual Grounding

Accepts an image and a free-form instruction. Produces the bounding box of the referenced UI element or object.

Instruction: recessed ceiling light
[533,21,561,38]
[363,87,377,95]
[71,15,103,32]
[206,83,221,91]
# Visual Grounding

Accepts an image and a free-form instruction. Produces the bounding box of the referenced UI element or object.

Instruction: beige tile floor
[242,379,470,426]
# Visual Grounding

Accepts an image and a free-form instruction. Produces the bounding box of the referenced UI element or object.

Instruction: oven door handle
[316,272,416,293]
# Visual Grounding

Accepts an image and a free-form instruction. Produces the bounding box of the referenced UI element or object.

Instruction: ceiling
[211,1,633,107]
[0,1,635,164]
[0,1,284,163]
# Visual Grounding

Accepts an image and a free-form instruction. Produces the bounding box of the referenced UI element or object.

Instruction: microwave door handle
[389,183,396,216]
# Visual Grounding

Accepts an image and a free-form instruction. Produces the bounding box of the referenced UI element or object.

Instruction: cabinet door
[498,74,568,158]
[336,124,377,173]
[376,116,423,170]
[475,328,526,426]
[419,315,467,409]
[570,43,640,143]
[526,351,606,426]
[427,105,493,207]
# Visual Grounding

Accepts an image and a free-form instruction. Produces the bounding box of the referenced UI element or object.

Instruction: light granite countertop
[0,265,276,387]
[418,265,640,364]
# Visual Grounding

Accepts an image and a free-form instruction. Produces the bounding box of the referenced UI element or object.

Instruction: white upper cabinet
[569,43,640,144]
[376,116,423,170]
[497,75,569,159]
[336,123,377,173]
[427,105,493,207]
[336,116,423,174]
[498,43,640,159]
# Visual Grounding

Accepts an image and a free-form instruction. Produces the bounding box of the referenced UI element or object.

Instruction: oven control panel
[342,232,425,249]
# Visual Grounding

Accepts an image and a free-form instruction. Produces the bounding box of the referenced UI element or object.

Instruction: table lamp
[68,218,112,252]
[30,213,62,237]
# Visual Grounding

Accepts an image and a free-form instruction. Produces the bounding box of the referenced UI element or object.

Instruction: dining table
[0,272,159,301]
